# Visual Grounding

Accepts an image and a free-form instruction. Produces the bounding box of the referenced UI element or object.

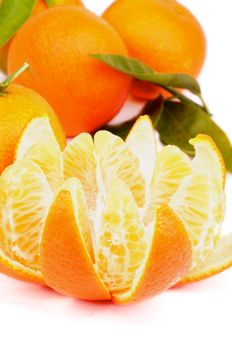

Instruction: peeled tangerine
[0,115,230,304]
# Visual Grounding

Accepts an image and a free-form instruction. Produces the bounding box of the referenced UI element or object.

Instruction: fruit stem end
[0,62,29,95]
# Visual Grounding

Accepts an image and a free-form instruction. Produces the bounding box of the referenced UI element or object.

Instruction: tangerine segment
[126,115,157,188]
[94,131,145,207]
[15,117,63,193]
[40,178,110,300]
[143,145,192,226]
[63,133,98,211]
[7,6,131,136]
[112,205,192,304]
[95,179,148,293]
[150,145,193,207]
[0,250,43,284]
[170,174,225,268]
[180,233,232,284]
[0,160,53,271]
[190,134,226,188]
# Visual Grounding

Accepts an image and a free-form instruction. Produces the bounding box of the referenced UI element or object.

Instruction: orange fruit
[7,6,132,136]
[0,0,83,72]
[103,0,206,100]
[0,116,228,304]
[0,83,66,174]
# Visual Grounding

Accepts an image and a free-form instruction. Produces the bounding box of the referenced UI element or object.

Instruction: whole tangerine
[103,0,207,100]
[7,6,132,136]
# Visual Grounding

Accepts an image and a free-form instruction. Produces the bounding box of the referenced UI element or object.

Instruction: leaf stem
[197,94,211,115]
[158,84,210,114]
[0,62,29,95]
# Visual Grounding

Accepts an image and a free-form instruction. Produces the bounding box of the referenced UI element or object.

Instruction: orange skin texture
[41,190,192,303]
[7,6,132,136]
[40,189,111,301]
[33,0,84,12]
[0,0,83,72]
[0,0,46,71]
[113,206,192,304]
[103,0,207,100]
[131,80,171,100]
[0,84,66,173]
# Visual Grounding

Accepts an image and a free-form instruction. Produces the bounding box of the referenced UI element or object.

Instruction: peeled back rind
[113,205,192,304]
[0,248,43,284]
[180,233,232,284]
[40,178,111,301]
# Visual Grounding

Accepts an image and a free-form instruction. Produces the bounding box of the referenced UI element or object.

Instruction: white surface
[1,1,232,349]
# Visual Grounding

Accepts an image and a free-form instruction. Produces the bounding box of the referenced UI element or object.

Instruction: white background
[1,1,232,349]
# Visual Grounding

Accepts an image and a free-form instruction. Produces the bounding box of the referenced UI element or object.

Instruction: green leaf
[100,95,164,140]
[91,54,201,95]
[0,0,36,48]
[157,101,232,172]
[141,95,164,126]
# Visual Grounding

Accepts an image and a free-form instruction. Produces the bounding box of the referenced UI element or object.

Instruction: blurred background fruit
[103,0,207,100]
[0,82,66,173]
[7,6,132,136]
[0,0,83,73]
